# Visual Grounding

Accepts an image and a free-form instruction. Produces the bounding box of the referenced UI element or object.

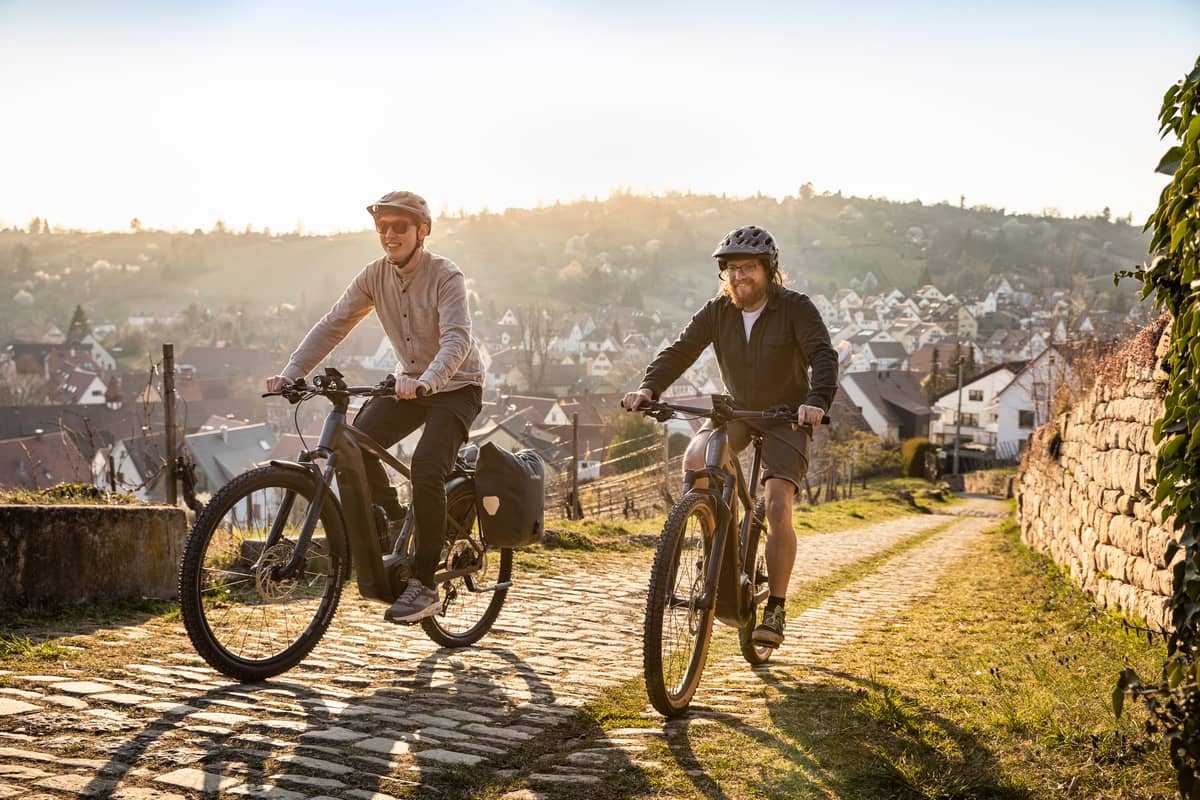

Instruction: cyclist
[265,190,484,624]
[623,226,838,647]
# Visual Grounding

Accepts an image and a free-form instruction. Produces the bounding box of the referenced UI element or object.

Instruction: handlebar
[625,395,831,427]
[263,371,427,404]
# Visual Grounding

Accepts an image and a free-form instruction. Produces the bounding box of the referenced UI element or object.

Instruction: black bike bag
[474,442,545,548]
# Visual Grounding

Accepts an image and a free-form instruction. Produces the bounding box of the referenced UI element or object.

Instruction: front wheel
[419,483,512,648]
[643,492,717,717]
[739,500,774,665]
[179,465,348,682]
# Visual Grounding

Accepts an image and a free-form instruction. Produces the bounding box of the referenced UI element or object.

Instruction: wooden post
[162,343,178,506]
[570,412,581,520]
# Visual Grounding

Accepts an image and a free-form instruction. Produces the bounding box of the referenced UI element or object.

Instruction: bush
[900,438,936,479]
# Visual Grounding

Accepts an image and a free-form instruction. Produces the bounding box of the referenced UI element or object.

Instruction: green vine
[1113,55,1200,798]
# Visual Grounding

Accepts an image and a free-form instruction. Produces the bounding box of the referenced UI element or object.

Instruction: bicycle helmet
[712,225,778,274]
[367,190,432,232]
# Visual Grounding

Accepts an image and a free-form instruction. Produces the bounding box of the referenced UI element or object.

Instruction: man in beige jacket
[266,191,484,623]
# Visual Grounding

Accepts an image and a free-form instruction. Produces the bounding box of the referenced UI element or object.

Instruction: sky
[0,0,1197,234]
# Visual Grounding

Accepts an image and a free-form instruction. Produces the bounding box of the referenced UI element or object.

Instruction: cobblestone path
[0,498,1007,799]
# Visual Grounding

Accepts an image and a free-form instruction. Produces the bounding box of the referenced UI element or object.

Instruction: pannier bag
[474,443,545,547]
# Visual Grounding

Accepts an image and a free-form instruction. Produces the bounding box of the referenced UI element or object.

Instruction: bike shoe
[752,604,786,647]
[384,579,440,624]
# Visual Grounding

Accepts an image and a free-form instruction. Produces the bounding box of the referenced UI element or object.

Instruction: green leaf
[1112,683,1125,718]
[1159,146,1185,176]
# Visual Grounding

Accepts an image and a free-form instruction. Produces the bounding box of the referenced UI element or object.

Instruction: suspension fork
[269,454,338,580]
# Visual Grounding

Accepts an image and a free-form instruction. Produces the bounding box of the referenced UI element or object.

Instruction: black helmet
[367,190,432,231]
[713,226,778,273]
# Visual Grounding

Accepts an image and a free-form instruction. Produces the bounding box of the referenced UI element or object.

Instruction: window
[1019,410,1036,428]
[959,413,979,427]
[968,389,983,402]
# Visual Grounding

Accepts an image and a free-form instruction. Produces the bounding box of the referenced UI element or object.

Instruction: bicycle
[178,368,512,682]
[630,395,827,717]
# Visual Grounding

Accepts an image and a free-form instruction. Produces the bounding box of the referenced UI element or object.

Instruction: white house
[988,348,1070,459]
[930,362,1025,450]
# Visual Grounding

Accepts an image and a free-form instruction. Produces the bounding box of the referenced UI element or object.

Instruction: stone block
[0,505,187,607]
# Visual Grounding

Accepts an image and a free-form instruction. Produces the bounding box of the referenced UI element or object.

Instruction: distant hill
[0,191,1150,339]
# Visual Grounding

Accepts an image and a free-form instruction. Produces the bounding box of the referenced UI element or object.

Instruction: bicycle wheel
[420,483,513,648]
[179,465,348,682]
[739,499,774,665]
[643,492,717,717]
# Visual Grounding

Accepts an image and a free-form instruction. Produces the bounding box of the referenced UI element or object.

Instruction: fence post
[570,412,581,520]
[162,343,178,506]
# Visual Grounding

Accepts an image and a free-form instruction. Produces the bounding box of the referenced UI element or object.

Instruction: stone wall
[0,505,188,607]
[1016,321,1174,632]
[963,469,1016,498]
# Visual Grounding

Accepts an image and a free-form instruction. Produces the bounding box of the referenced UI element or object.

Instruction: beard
[723,281,767,310]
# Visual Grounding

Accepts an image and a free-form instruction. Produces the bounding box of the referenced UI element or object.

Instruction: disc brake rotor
[255,541,300,601]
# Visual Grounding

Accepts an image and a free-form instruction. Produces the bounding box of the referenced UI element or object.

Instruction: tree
[130,218,143,233]
[604,408,657,474]
[65,305,91,343]
[516,304,551,394]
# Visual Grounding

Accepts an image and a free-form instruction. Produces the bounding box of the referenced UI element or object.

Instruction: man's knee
[763,480,795,524]
[682,434,709,472]
[410,454,451,488]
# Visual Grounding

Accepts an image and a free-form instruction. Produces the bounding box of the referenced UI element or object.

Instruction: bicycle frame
[681,423,769,628]
[257,386,476,606]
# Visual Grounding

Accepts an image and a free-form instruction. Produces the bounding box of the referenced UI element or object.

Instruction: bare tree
[517,304,552,394]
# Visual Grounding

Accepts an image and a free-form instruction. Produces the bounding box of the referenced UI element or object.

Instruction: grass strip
[466,514,1173,800]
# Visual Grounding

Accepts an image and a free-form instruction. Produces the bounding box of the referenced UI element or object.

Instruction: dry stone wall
[1017,322,1175,632]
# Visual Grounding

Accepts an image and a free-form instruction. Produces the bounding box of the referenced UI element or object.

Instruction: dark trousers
[353,385,482,585]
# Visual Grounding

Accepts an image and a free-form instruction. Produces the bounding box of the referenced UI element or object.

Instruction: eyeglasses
[374,219,413,236]
[719,262,760,277]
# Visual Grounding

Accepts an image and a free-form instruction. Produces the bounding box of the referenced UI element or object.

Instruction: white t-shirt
[742,305,766,343]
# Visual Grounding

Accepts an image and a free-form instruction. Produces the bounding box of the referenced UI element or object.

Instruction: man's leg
[681,430,715,489]
[353,397,424,519]
[408,406,469,587]
[384,405,467,623]
[762,477,798,598]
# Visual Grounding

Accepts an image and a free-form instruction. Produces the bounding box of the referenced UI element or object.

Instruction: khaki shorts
[698,419,810,491]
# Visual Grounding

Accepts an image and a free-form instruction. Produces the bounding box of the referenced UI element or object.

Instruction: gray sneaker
[384,579,440,623]
[752,604,786,647]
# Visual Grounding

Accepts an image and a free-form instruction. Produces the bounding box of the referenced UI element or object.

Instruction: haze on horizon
[1,0,1197,235]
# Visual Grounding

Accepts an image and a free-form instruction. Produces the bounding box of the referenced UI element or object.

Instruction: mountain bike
[630,395,827,717]
[178,368,512,682]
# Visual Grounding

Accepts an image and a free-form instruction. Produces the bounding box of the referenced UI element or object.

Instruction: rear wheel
[643,492,717,717]
[178,465,348,681]
[739,499,774,665]
[419,484,512,647]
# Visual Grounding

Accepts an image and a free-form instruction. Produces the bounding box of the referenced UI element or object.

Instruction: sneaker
[384,579,440,624]
[752,604,786,647]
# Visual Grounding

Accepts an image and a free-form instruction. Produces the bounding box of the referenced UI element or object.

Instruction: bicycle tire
[419,483,512,648]
[179,465,348,682]
[643,492,718,717]
[739,499,774,665]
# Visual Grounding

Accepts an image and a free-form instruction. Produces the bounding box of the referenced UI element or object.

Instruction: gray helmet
[367,190,432,231]
[712,225,778,273]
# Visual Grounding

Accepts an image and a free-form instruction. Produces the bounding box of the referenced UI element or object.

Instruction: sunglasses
[374,219,413,235]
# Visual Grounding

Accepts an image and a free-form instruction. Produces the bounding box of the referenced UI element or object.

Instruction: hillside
[0,191,1150,339]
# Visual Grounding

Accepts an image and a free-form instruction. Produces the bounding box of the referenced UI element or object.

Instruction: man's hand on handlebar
[393,375,429,400]
[265,375,292,393]
[622,388,653,411]
[793,404,826,430]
